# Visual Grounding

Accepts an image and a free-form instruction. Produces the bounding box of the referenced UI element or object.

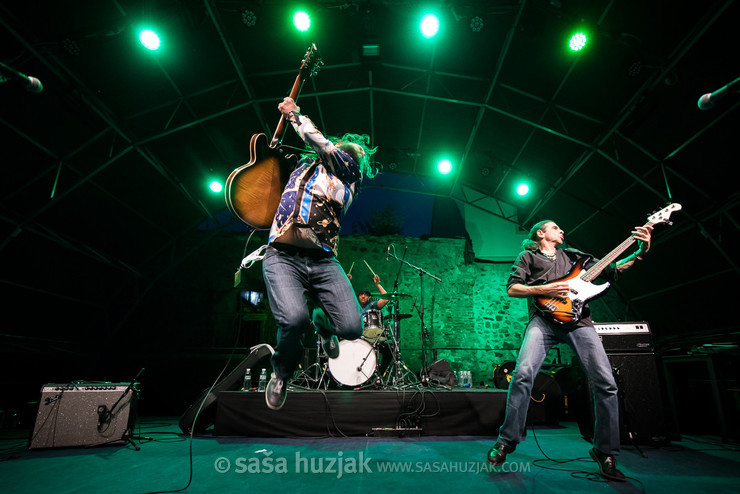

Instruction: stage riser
[214,389,558,437]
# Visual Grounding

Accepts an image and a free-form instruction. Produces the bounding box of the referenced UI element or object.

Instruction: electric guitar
[534,203,682,325]
[224,44,323,229]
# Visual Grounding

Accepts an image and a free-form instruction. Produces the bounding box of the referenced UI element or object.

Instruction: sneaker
[487,441,516,466]
[321,334,340,359]
[589,448,626,482]
[265,374,287,410]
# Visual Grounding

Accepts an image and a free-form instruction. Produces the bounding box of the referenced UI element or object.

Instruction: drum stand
[290,336,330,390]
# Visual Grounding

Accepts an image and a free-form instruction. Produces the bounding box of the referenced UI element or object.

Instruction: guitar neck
[270,73,306,147]
[581,220,655,282]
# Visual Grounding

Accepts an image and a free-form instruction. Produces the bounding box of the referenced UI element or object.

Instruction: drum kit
[294,291,418,390]
[291,246,441,390]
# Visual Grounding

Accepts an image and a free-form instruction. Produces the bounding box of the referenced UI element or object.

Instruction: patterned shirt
[268,114,362,255]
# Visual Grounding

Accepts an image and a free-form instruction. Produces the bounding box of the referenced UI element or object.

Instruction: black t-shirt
[506,247,619,328]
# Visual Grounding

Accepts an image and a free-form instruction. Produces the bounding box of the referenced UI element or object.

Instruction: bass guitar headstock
[300,43,324,78]
[647,203,682,226]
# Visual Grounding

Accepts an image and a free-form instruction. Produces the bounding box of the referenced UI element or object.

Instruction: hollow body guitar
[534,203,682,325]
[224,44,322,229]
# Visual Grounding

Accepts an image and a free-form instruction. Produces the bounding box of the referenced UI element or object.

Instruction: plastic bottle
[242,368,252,391]
[258,368,267,392]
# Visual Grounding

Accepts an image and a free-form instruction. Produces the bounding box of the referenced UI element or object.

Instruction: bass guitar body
[225,133,290,230]
[533,256,611,326]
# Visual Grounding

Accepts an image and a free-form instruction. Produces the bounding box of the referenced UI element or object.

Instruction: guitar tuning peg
[666,221,673,226]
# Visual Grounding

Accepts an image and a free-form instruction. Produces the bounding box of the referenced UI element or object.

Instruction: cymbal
[370,292,411,299]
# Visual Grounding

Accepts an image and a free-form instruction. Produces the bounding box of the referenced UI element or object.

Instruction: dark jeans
[498,315,621,455]
[262,244,363,380]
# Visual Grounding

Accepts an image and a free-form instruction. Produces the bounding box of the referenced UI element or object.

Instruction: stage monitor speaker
[179,343,273,434]
[29,383,137,450]
[578,352,668,445]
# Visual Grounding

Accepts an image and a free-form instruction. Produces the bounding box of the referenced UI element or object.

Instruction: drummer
[349,273,394,378]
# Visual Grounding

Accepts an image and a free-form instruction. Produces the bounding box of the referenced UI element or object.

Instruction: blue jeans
[262,244,363,380]
[498,315,620,456]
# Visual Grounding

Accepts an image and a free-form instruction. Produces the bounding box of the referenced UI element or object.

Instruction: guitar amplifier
[29,383,137,449]
[595,322,653,353]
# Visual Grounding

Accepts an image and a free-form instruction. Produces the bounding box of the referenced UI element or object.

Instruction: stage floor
[213,387,561,438]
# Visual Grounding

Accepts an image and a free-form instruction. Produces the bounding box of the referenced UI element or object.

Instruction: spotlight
[420,14,439,38]
[480,166,490,177]
[139,29,161,50]
[241,9,257,27]
[627,60,643,78]
[470,16,484,33]
[62,38,80,55]
[293,11,311,32]
[569,32,587,52]
[437,158,452,175]
[516,183,529,196]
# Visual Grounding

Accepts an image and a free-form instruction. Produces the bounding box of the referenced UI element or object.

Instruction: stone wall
[337,234,576,386]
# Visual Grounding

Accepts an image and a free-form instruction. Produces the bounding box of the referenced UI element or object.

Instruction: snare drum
[362,309,386,343]
[328,339,377,386]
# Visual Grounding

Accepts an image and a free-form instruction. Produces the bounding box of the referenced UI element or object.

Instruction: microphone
[0,61,43,93]
[97,405,111,431]
[386,246,390,262]
[697,76,740,110]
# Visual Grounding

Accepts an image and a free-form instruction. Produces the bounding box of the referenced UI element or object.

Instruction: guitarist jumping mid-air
[261,96,379,410]
[486,203,680,481]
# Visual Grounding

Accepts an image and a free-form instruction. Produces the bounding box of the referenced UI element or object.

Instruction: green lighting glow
[209,181,223,193]
[139,29,161,50]
[437,159,452,175]
[420,14,439,38]
[293,11,311,32]
[569,32,587,51]
[516,183,529,196]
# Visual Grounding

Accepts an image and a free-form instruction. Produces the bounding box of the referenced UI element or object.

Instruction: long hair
[521,219,554,251]
[334,133,379,179]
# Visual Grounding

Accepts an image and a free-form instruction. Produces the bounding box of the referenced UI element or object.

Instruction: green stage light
[420,14,439,38]
[139,29,161,50]
[516,183,529,196]
[209,181,223,193]
[569,32,587,51]
[437,158,452,175]
[293,11,311,32]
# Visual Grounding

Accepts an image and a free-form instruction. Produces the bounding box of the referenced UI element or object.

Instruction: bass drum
[328,339,377,386]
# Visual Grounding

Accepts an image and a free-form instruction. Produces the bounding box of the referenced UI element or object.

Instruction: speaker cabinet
[179,343,273,434]
[29,383,137,450]
[578,352,668,445]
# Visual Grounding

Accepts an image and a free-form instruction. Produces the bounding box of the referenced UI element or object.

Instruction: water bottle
[467,370,473,388]
[464,370,472,388]
[258,368,267,392]
[454,370,460,387]
[241,368,252,391]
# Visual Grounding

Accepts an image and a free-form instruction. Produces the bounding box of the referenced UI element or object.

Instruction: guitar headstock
[647,203,682,226]
[300,43,324,78]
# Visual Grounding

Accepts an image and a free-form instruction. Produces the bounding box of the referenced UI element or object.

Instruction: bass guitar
[224,44,323,229]
[534,203,682,325]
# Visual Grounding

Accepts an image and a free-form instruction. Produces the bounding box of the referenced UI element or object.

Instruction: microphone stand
[97,367,145,450]
[386,248,441,384]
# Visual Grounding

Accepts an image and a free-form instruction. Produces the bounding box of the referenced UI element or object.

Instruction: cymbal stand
[381,306,418,389]
[387,247,441,384]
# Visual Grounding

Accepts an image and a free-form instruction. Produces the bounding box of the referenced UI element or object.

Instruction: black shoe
[589,448,626,482]
[265,374,287,410]
[487,441,515,466]
[321,334,340,359]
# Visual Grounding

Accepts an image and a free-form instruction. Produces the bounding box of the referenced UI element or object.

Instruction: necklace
[541,250,557,261]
